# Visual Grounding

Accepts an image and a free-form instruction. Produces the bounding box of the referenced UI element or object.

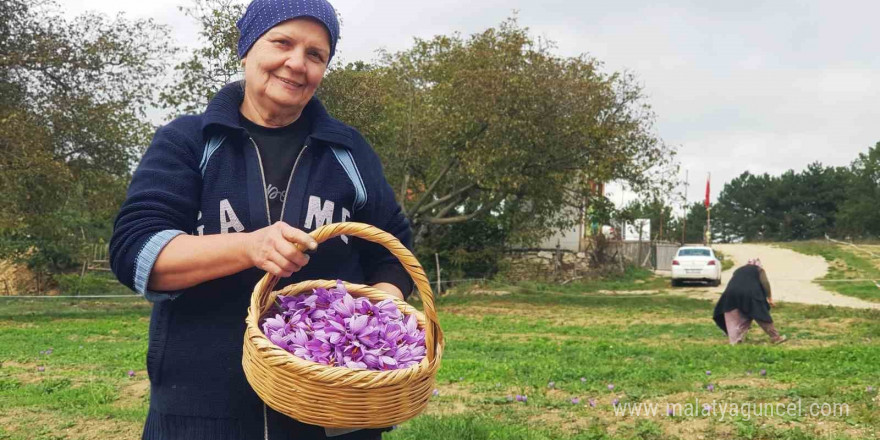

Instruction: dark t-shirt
[240,113,312,223]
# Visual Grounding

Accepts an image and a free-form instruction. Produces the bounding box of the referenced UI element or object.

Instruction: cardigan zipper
[279,137,311,224]
[249,137,273,225]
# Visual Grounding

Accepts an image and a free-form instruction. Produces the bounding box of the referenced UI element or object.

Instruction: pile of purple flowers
[261,281,426,371]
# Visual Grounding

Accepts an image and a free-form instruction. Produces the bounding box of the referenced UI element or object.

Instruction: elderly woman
[713,259,787,345]
[109,0,412,438]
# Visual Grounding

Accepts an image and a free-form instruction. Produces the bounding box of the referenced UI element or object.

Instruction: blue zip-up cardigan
[109,82,412,433]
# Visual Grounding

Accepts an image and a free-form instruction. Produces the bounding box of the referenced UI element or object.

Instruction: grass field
[1,270,878,440]
[783,241,880,303]
[714,249,736,272]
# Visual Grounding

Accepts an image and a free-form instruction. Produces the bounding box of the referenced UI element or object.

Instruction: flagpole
[707,205,711,245]
[682,170,689,245]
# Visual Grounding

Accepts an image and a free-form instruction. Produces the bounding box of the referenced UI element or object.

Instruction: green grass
[52,271,132,296]
[1,273,878,440]
[783,241,880,303]
[715,249,735,271]
[511,266,669,294]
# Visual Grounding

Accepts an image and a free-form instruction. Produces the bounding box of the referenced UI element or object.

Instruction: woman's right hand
[767,298,776,308]
[246,222,318,277]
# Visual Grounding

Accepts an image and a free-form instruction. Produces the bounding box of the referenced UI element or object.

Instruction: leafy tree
[320,18,676,246]
[839,142,880,238]
[0,0,173,281]
[711,148,877,242]
[160,0,245,115]
[713,172,775,241]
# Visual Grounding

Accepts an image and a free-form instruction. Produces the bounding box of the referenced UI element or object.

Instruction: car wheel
[671,279,681,287]
[712,279,721,287]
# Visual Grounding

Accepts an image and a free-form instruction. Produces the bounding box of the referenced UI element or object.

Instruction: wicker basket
[242,222,444,428]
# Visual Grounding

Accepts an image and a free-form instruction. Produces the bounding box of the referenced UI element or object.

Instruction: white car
[671,246,722,287]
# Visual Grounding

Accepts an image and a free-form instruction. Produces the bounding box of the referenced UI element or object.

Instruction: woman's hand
[767,297,776,307]
[372,282,404,301]
[246,222,318,277]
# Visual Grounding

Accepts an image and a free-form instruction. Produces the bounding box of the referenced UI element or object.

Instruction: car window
[678,249,711,257]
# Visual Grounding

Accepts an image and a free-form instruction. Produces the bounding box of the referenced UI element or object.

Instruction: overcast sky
[56,0,880,209]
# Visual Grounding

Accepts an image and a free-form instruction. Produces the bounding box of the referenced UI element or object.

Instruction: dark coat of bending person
[713,262,787,345]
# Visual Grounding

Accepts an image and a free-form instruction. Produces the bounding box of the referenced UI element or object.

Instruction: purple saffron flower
[521,395,528,402]
[760,369,767,376]
[548,381,555,389]
[263,314,285,335]
[667,408,674,416]
[706,384,714,391]
[345,360,368,369]
[515,394,523,402]
[268,331,286,348]
[374,299,401,321]
[867,386,874,392]
[332,294,356,318]
[506,395,513,402]
[127,370,135,378]
[589,398,596,407]
[432,389,439,396]
[362,352,380,370]
[402,315,422,344]
[379,355,398,370]
[37,366,45,372]
[611,398,619,406]
[581,377,586,383]
[397,344,425,367]
[703,404,712,412]
[571,397,580,405]
[607,384,615,391]
[46,348,53,355]
[300,294,318,310]
[355,297,373,315]
[706,370,711,376]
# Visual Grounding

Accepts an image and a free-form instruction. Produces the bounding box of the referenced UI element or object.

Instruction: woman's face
[242,17,330,117]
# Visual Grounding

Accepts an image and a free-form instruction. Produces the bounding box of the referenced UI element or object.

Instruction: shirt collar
[202,81,355,149]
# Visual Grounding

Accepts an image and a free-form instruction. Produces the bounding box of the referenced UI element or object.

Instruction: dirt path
[710,244,880,310]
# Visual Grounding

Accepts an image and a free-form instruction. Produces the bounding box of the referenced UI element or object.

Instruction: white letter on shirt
[305,196,335,230]
[340,207,351,244]
[220,199,245,233]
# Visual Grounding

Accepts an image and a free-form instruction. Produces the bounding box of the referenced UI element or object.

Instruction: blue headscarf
[236,0,340,62]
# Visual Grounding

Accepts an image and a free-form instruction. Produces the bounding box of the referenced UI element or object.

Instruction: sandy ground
[710,244,880,310]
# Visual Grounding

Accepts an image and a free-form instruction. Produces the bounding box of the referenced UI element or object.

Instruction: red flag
[704,174,711,208]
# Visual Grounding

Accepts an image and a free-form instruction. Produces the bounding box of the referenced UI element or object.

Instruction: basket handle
[253,222,443,362]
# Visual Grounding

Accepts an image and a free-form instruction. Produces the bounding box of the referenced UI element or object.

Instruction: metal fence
[613,242,652,267]
[607,241,680,270]
[653,243,681,270]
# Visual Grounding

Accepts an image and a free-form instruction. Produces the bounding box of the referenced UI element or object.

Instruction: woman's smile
[274,74,305,91]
